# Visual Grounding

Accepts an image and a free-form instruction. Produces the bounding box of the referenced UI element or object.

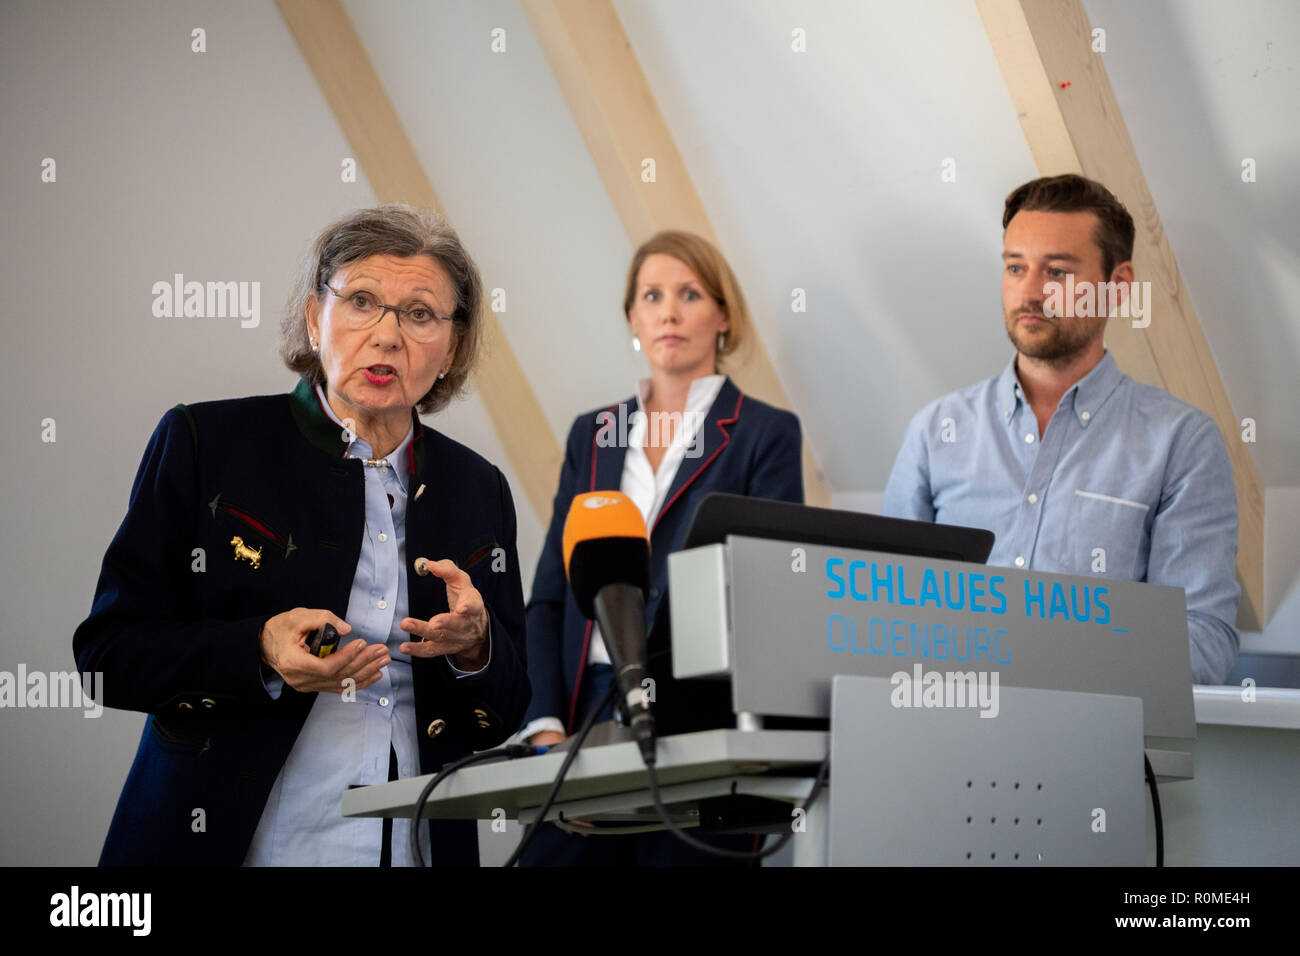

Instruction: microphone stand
[592,582,657,766]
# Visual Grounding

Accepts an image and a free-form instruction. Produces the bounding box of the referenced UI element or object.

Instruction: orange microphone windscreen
[562,491,649,578]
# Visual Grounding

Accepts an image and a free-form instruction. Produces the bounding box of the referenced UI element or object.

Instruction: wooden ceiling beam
[523,0,830,506]
[276,0,562,521]
[976,0,1264,628]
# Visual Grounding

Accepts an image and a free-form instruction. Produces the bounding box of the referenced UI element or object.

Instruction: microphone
[562,492,656,765]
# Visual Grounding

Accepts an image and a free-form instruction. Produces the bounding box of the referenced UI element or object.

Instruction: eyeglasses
[322,284,453,343]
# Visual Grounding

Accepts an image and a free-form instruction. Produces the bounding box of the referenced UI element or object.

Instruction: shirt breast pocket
[1059,489,1151,580]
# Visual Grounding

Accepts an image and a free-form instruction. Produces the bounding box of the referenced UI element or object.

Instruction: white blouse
[521,374,725,742]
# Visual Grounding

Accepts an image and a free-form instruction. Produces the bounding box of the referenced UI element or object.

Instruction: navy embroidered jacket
[73,377,530,866]
[522,376,804,734]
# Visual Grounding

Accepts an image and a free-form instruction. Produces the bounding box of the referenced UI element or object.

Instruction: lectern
[344,520,1194,865]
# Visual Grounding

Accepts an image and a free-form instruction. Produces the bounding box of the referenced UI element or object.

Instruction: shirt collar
[634,374,727,416]
[311,382,414,491]
[1068,351,1123,425]
[998,351,1123,429]
[996,356,1023,424]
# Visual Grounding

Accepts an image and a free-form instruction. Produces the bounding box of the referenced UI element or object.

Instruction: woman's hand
[400,558,489,670]
[529,730,566,747]
[259,608,389,694]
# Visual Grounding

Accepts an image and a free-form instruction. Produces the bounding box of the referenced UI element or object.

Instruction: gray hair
[279,204,484,415]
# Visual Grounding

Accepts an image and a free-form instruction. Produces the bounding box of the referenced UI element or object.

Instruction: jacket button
[476,719,491,729]
[178,702,193,711]
[200,698,216,709]
[427,718,447,739]
[472,708,487,719]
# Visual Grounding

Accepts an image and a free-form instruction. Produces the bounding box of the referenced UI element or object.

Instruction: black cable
[1144,754,1164,867]
[645,749,832,862]
[504,679,619,867]
[415,680,829,866]
[409,744,538,867]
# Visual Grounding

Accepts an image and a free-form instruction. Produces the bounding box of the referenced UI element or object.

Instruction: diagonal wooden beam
[975,0,1264,629]
[275,0,561,521]
[522,0,831,507]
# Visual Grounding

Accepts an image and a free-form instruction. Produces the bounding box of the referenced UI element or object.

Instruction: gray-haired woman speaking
[74,205,530,866]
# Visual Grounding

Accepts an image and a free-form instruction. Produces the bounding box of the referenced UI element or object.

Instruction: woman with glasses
[74,205,530,866]
[518,230,805,866]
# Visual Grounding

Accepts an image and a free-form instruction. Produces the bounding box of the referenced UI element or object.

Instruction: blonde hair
[622,230,750,370]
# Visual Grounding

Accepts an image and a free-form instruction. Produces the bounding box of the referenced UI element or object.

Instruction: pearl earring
[632,336,641,352]
[717,332,726,352]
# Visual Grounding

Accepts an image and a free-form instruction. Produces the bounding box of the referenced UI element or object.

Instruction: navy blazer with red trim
[73,377,530,866]
[522,376,804,733]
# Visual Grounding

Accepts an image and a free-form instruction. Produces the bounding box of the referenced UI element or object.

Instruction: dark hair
[279,204,483,415]
[1002,174,1135,277]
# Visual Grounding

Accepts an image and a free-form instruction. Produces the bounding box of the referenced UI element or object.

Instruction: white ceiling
[1,0,1294,602]
[343,0,1299,493]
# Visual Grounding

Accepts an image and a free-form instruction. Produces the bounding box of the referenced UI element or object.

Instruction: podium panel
[670,536,1195,740]
[829,675,1145,865]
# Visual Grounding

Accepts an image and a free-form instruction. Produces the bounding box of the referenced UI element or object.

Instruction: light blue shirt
[882,351,1239,684]
[244,385,487,866]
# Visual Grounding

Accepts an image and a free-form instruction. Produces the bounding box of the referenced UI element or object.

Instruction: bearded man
[883,174,1239,684]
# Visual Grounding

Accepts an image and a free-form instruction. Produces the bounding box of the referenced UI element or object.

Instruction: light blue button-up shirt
[244,385,486,866]
[882,351,1240,684]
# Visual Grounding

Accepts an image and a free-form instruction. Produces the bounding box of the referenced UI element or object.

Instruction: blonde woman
[519,230,804,866]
